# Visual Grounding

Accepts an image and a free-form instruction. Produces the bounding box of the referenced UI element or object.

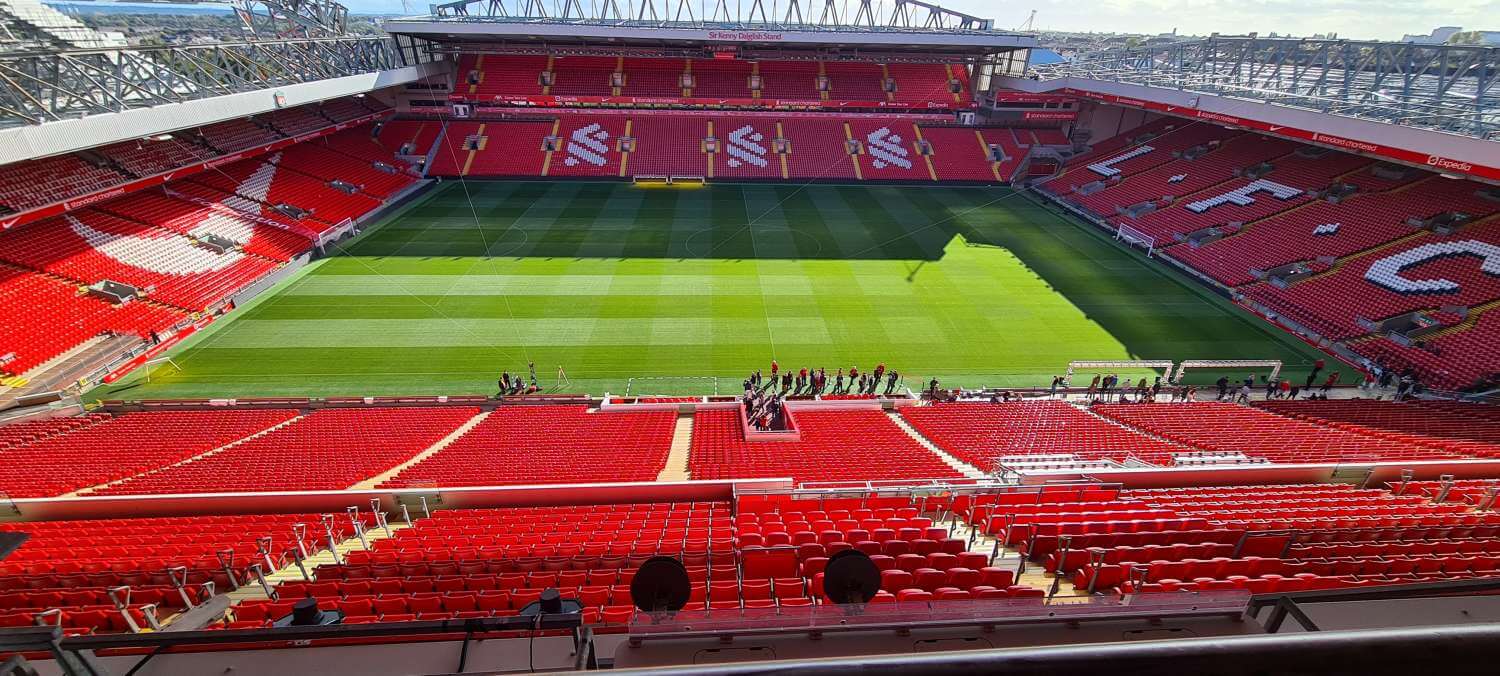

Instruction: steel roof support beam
[0,37,409,128]
[1031,37,1499,140]
[429,0,991,29]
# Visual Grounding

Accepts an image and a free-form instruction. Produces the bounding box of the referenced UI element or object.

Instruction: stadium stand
[0,209,280,311]
[1030,112,1500,390]
[1171,174,1492,286]
[374,119,444,165]
[849,119,932,181]
[319,97,376,123]
[91,406,482,495]
[1391,478,1500,504]
[1254,399,1500,457]
[621,57,685,96]
[625,115,709,177]
[691,57,755,97]
[0,413,106,450]
[545,115,632,179]
[196,118,283,154]
[0,409,298,497]
[900,400,1195,468]
[165,180,323,236]
[1241,216,1500,341]
[735,496,1044,604]
[1089,402,1470,464]
[252,495,1049,628]
[276,139,418,199]
[1,513,358,634]
[0,263,185,375]
[97,137,218,178]
[1351,309,1500,390]
[268,107,336,137]
[822,61,888,101]
[8,1,1500,669]
[431,112,1016,182]
[191,153,382,227]
[1062,125,1246,212]
[759,60,824,99]
[95,189,312,262]
[0,154,127,213]
[455,55,969,108]
[251,502,731,626]
[885,63,960,103]
[548,55,621,96]
[1037,484,1500,594]
[688,408,962,482]
[458,53,547,99]
[378,406,676,487]
[710,116,787,180]
[917,126,1004,182]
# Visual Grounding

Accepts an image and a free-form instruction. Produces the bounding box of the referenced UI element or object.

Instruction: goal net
[1173,360,1283,384]
[624,376,721,397]
[1115,223,1156,257]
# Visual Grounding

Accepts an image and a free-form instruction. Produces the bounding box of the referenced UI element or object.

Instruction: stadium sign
[1060,88,1500,183]
[1022,111,1078,121]
[705,30,785,41]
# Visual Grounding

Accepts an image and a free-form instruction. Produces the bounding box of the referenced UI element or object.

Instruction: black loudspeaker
[630,556,691,613]
[823,550,881,604]
[272,597,344,627]
[519,587,584,617]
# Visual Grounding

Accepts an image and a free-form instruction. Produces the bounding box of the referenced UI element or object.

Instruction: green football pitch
[93,180,1328,400]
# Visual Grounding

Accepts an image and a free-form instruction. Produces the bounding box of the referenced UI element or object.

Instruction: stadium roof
[383,0,1035,53]
[1028,36,1500,142]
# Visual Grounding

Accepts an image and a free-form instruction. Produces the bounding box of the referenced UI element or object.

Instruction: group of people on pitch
[498,362,541,396]
[744,361,903,398]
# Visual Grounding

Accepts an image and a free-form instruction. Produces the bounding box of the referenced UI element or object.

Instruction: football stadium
[0,0,1498,673]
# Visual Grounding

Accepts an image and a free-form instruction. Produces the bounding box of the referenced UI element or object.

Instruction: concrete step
[221,522,413,610]
[657,412,694,482]
[349,410,492,490]
[886,409,988,479]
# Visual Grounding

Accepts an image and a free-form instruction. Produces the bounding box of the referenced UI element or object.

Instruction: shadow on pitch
[336,182,999,262]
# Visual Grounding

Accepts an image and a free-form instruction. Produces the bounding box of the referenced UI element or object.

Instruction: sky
[966,0,1497,41]
[64,0,1497,41]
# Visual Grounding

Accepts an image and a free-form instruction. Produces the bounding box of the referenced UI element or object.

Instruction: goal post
[1173,360,1282,384]
[142,357,181,384]
[1065,360,1175,385]
[631,175,706,187]
[1115,223,1156,257]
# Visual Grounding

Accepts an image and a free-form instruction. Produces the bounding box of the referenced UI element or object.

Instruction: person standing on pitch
[529,361,537,383]
[1321,371,1340,395]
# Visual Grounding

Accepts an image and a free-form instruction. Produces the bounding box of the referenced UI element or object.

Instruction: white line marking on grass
[741,187,778,363]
